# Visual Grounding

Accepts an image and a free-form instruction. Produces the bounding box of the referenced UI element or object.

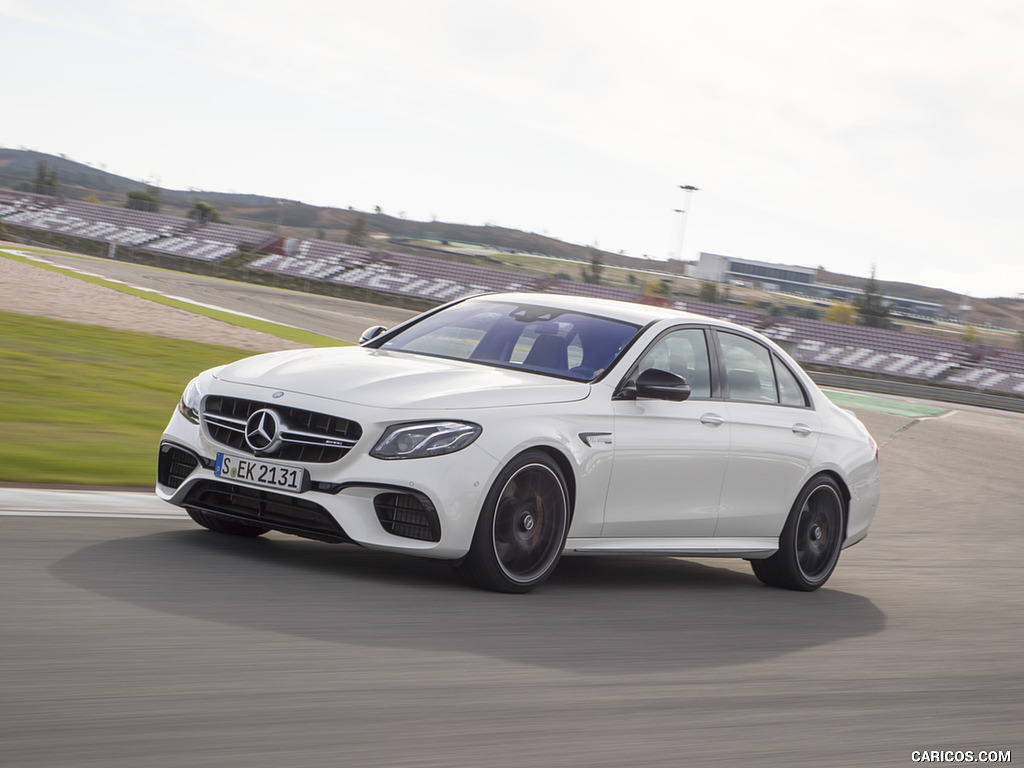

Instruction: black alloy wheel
[455,450,570,593]
[751,475,845,591]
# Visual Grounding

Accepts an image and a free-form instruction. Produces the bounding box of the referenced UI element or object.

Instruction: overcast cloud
[2,0,1022,298]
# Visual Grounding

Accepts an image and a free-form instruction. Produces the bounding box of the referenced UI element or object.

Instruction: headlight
[371,421,482,460]
[178,377,202,424]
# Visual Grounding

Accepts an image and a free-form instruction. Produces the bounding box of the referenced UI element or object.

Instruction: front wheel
[751,475,845,591]
[454,450,570,593]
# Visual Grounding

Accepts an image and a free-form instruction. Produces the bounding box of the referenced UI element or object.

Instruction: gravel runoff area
[0,245,307,352]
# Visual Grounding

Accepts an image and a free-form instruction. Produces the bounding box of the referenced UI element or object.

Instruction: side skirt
[564,537,778,559]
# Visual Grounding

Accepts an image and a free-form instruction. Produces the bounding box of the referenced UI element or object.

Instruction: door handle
[700,413,725,426]
[792,423,813,436]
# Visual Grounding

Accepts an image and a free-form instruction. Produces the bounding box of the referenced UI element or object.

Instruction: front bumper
[156,406,500,560]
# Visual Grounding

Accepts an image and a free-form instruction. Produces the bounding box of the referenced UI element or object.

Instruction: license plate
[215,452,308,492]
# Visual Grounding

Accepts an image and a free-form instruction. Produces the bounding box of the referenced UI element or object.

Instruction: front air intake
[158,443,200,489]
[374,492,441,542]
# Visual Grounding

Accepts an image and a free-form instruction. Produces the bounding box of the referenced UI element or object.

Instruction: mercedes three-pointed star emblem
[245,408,282,453]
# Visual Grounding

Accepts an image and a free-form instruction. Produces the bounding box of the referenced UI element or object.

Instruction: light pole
[673,184,699,260]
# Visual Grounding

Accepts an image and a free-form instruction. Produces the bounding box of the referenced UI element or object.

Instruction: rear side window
[774,355,808,406]
[719,332,775,402]
[718,332,808,407]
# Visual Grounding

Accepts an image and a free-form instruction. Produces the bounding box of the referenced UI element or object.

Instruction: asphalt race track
[1,257,1021,767]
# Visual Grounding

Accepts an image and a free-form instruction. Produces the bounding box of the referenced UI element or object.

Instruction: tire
[186,507,271,537]
[750,475,845,591]
[454,450,571,594]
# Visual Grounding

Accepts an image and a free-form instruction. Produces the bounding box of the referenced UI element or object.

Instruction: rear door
[712,331,820,538]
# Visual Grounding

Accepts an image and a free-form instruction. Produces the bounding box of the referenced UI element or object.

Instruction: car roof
[469,292,729,328]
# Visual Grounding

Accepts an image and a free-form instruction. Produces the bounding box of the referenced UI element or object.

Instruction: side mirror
[635,368,691,401]
[359,325,388,345]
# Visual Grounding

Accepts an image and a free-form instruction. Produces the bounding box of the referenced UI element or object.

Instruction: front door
[602,327,729,538]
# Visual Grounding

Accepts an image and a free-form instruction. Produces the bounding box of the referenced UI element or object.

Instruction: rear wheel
[186,507,271,537]
[751,475,845,591]
[454,450,570,593]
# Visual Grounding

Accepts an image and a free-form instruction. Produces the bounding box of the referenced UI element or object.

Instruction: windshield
[377,301,641,381]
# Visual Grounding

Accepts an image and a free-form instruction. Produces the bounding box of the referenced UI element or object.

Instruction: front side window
[378,301,640,381]
[635,328,712,398]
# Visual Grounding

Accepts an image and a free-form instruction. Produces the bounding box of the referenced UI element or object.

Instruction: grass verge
[824,389,949,418]
[1,310,275,487]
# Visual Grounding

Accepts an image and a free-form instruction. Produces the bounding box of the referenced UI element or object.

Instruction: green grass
[824,389,949,418]
[0,310,284,487]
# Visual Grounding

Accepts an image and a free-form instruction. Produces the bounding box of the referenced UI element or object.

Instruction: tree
[33,159,59,196]
[699,280,720,303]
[187,200,222,225]
[825,301,857,324]
[126,187,161,213]
[854,266,891,328]
[581,247,604,284]
[346,213,368,247]
[962,325,980,344]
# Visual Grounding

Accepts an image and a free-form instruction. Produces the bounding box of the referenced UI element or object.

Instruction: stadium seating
[3,190,1023,396]
[251,247,541,301]
[144,222,276,262]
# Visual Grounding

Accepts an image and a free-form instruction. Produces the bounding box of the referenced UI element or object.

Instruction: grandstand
[336,252,541,300]
[0,192,277,262]
[543,280,640,303]
[144,222,277,262]
[247,238,375,280]
[0,190,52,216]
[2,189,1023,398]
[249,247,541,302]
[1,196,183,248]
[761,317,1023,395]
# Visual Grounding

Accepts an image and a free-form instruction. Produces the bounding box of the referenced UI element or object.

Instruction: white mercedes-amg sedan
[157,292,880,593]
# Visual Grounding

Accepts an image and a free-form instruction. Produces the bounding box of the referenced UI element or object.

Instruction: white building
[689,252,817,287]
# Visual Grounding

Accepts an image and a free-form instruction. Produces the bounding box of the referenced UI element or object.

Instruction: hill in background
[0,148,662,270]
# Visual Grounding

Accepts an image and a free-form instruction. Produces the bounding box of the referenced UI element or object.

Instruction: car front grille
[202,396,361,463]
[374,492,441,542]
[183,480,350,544]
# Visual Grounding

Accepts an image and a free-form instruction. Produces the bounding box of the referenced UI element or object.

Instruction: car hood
[213,346,591,410]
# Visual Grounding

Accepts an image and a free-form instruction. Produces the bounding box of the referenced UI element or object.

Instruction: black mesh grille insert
[158,443,200,489]
[183,480,350,544]
[202,396,362,463]
[374,492,441,542]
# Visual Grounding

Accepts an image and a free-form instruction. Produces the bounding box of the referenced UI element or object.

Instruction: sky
[2,0,1022,299]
